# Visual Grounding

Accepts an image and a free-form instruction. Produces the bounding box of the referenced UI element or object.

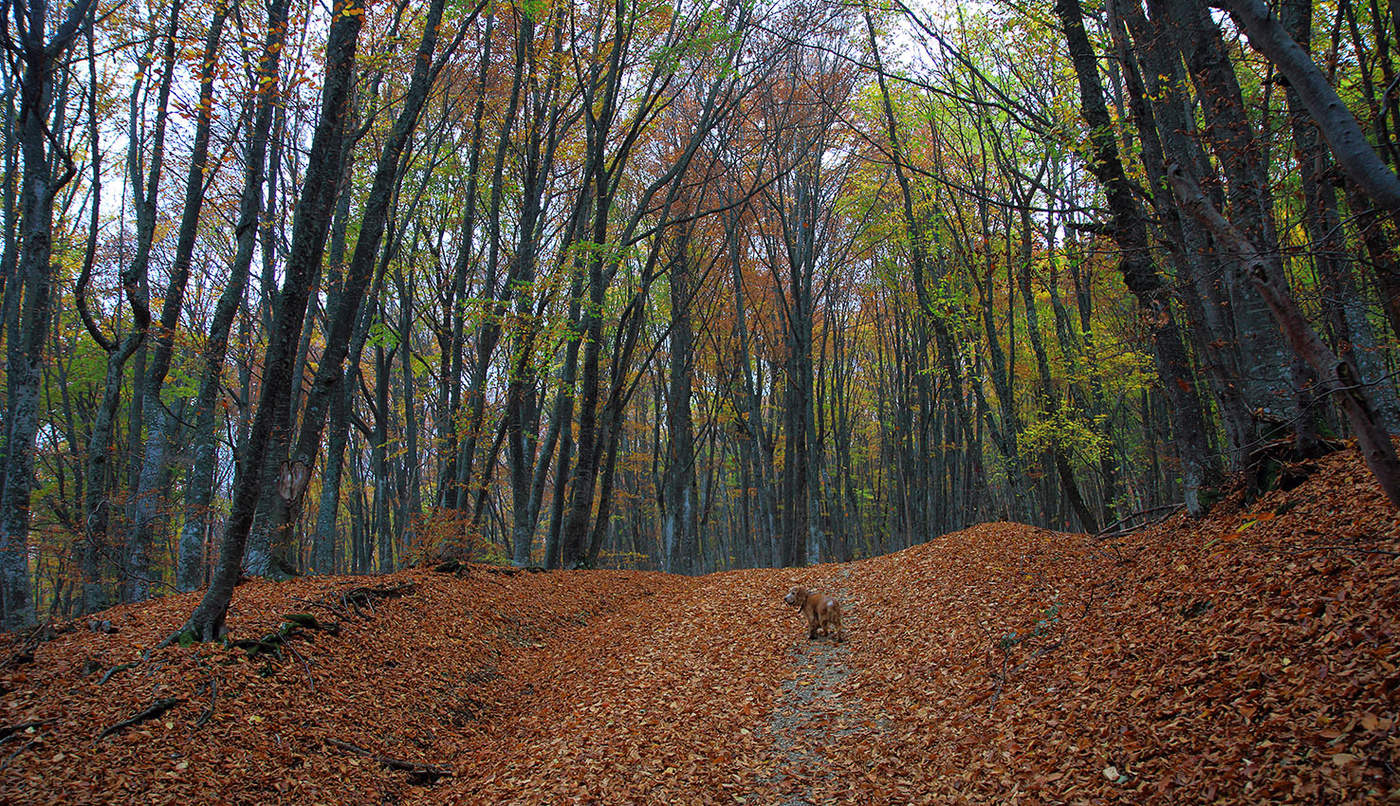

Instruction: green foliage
[999,601,1060,650]
[1019,405,1111,464]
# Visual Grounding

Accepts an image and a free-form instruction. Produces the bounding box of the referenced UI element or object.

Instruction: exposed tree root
[95,698,183,743]
[324,738,452,785]
[0,719,55,743]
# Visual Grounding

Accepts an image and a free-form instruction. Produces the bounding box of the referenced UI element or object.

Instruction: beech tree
[0,0,1395,626]
[0,0,97,629]
[179,0,366,641]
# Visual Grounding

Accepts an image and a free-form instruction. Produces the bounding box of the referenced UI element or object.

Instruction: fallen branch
[194,677,218,729]
[0,719,55,744]
[95,698,183,742]
[324,738,452,785]
[0,739,36,771]
[291,593,353,622]
[230,613,340,660]
[476,564,549,576]
[1095,503,1184,541]
[343,581,414,613]
[99,660,142,685]
[479,565,520,576]
[989,640,1064,713]
[1277,544,1400,558]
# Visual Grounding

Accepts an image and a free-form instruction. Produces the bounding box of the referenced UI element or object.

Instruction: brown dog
[784,585,845,642]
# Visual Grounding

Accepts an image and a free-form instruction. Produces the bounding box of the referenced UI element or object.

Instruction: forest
[0,0,1398,642]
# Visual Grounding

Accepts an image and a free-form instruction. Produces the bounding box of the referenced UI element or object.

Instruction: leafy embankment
[2,449,1397,803]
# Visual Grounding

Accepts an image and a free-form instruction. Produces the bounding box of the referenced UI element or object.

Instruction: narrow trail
[420,564,888,803]
[762,566,886,805]
[420,567,800,803]
[7,453,1396,804]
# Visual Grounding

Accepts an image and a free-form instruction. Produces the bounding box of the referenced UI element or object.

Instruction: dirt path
[761,567,888,804]
[410,565,893,804]
[420,568,800,803]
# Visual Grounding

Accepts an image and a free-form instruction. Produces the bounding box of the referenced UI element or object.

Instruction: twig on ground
[0,739,37,771]
[1095,503,1184,541]
[286,641,315,692]
[1,620,70,671]
[0,719,56,744]
[324,738,452,785]
[194,677,218,729]
[94,698,183,743]
[1277,544,1400,557]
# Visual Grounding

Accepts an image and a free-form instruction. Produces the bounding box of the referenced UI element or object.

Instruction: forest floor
[2,448,1399,804]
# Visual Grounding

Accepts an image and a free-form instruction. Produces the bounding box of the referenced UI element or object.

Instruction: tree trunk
[1220,0,1400,209]
[1169,163,1400,506]
[1158,0,1303,433]
[1280,0,1400,431]
[0,0,95,629]
[1111,0,1258,470]
[272,0,461,568]
[177,0,288,593]
[128,0,214,602]
[180,1,364,641]
[1054,0,1221,515]
[661,229,699,574]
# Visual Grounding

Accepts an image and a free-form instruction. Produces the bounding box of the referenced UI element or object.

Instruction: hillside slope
[2,449,1397,803]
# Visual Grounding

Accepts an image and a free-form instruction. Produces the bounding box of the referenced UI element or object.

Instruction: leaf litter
[2,448,1397,803]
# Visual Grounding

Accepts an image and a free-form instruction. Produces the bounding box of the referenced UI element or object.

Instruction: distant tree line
[0,0,1395,635]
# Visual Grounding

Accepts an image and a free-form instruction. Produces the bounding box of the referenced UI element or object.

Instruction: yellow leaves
[1235,511,1279,534]
[334,0,367,18]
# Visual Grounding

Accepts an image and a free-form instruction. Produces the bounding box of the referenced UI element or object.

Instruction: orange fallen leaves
[1,449,1397,803]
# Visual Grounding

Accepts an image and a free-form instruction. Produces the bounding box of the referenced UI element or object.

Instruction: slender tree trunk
[1152,0,1298,429]
[1281,0,1400,431]
[284,0,462,525]
[177,0,289,594]
[1219,0,1400,209]
[1,0,96,629]
[128,0,222,602]
[1111,0,1258,470]
[661,229,699,574]
[180,1,364,641]
[1055,0,1221,515]
[438,12,494,510]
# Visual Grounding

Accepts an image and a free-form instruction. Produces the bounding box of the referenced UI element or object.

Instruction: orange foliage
[1,450,1397,802]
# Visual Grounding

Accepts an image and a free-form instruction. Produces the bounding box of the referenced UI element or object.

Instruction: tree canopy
[0,0,1397,633]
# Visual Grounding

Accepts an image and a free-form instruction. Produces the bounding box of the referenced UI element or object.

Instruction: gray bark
[1055,0,1221,515]
[661,228,699,574]
[176,0,289,593]
[1,0,96,629]
[181,1,364,641]
[1280,0,1400,432]
[126,0,199,602]
[1170,163,1400,506]
[1220,0,1400,209]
